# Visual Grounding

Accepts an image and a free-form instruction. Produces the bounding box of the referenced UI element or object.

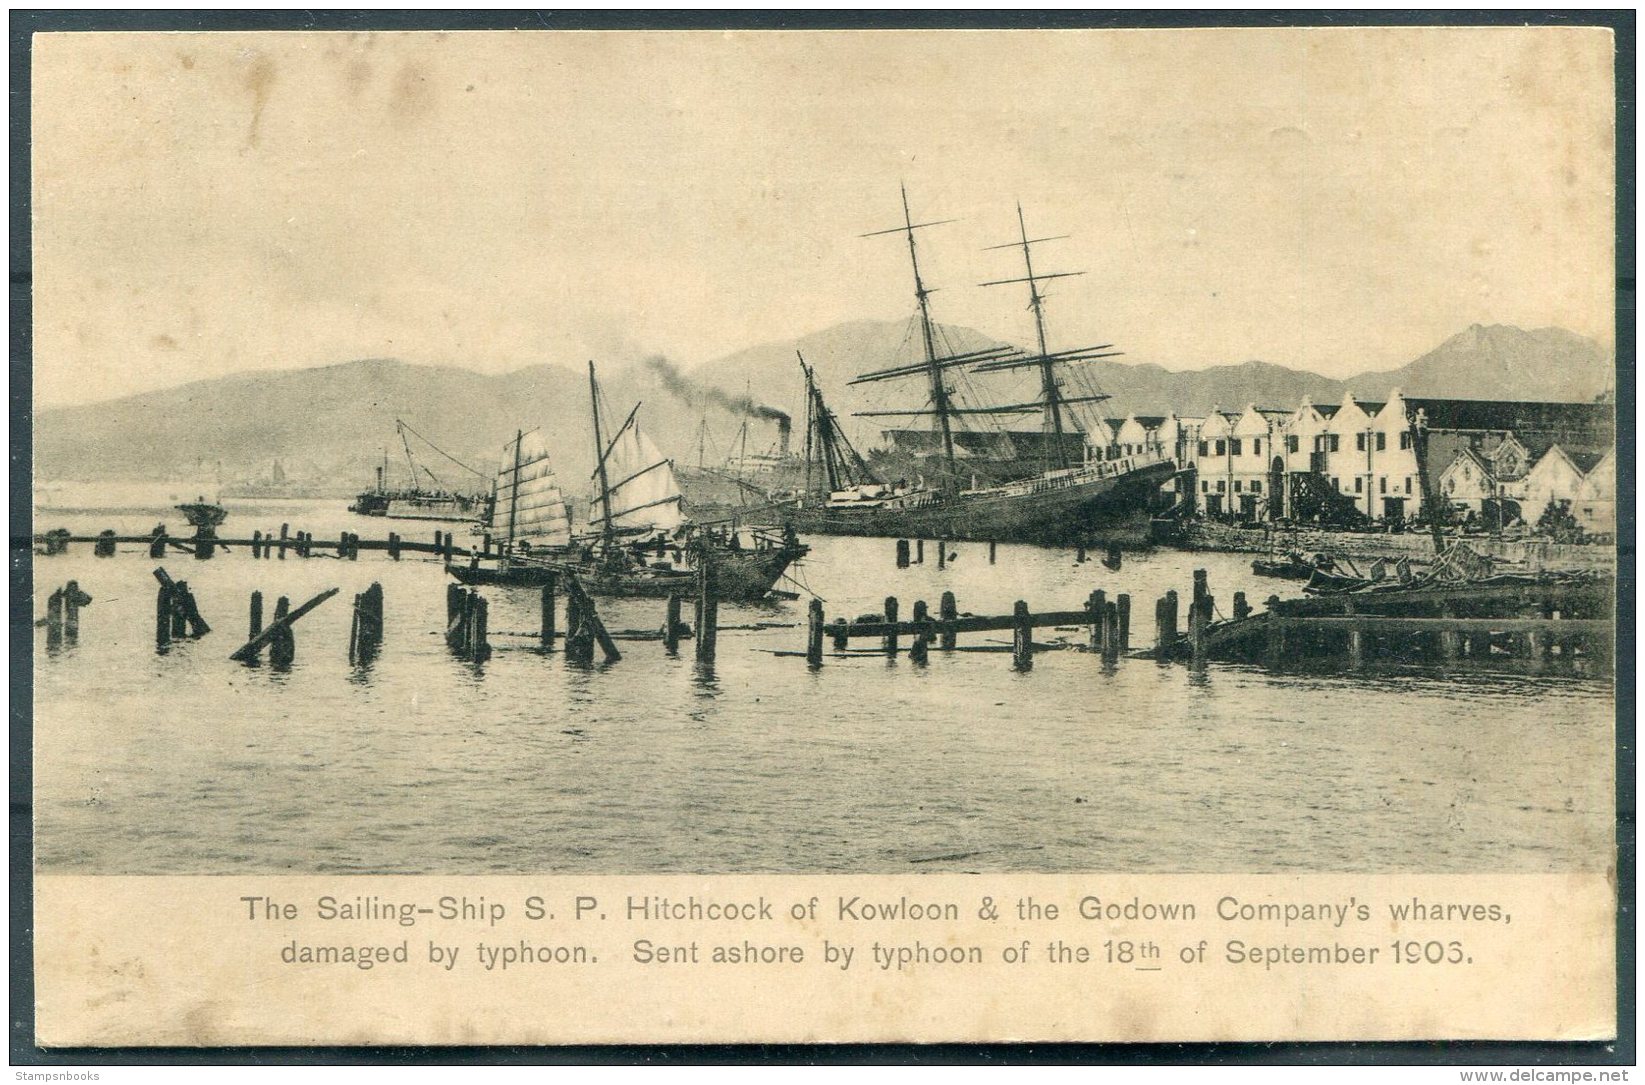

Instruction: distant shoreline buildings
[1087,389,1615,537]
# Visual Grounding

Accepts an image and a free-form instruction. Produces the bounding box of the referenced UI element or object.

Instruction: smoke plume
[644,355,790,426]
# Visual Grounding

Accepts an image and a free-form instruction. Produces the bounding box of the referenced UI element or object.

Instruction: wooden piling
[278,523,289,559]
[665,593,683,654]
[830,617,848,651]
[251,530,263,559]
[1154,595,1168,655]
[896,539,910,568]
[95,531,116,558]
[542,578,559,650]
[806,598,825,666]
[155,581,173,648]
[45,589,64,650]
[1189,599,1207,663]
[1092,590,1107,651]
[62,582,83,641]
[269,596,295,667]
[695,557,718,665]
[149,533,166,559]
[1165,590,1180,645]
[471,594,490,662]
[1012,600,1032,671]
[1104,602,1121,661]
[170,584,189,638]
[939,591,958,650]
[389,532,401,561]
[249,590,264,646]
[883,596,899,656]
[1117,593,1130,652]
[909,600,930,665]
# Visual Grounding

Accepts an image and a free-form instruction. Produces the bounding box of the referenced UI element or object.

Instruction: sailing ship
[784,190,1177,545]
[349,420,494,524]
[449,363,808,600]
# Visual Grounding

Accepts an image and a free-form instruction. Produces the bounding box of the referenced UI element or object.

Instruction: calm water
[30,492,1615,874]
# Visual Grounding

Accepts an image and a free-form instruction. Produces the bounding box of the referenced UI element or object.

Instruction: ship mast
[981,204,1119,474]
[588,360,615,551]
[862,185,961,486]
[506,428,523,553]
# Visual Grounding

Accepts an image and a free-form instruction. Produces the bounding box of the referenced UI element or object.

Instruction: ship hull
[446,544,805,601]
[785,460,1176,546]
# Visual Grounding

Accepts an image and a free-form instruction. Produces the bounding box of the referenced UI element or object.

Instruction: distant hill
[33,321,1613,487]
[1343,324,1613,404]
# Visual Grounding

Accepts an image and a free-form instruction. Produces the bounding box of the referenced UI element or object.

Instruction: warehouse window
[1376,432,1387,452]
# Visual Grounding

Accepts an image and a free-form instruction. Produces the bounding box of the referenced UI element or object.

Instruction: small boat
[1253,550,1335,581]
[1301,566,1372,595]
[174,498,227,529]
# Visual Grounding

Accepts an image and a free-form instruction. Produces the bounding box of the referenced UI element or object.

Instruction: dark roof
[1356,401,1386,416]
[1312,404,1341,418]
[1134,415,1168,428]
[1406,397,1614,439]
[1566,449,1607,474]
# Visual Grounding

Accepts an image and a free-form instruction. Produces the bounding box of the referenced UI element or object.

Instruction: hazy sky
[32,27,1615,407]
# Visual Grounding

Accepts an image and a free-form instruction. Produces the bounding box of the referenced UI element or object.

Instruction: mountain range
[33,322,1614,491]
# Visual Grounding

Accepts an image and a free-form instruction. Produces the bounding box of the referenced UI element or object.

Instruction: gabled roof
[1314,404,1341,418]
[1134,415,1168,428]
[1439,446,1495,481]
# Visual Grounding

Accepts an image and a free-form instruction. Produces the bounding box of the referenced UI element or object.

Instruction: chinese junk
[785,190,1176,545]
[449,363,807,600]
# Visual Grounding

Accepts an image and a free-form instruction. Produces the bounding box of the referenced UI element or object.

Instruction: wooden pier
[1142,571,1613,673]
[35,528,467,562]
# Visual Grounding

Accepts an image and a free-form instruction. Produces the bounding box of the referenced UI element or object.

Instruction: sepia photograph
[18,15,1626,1054]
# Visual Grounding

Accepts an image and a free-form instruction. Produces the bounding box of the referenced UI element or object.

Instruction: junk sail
[496,429,573,550]
[587,362,685,536]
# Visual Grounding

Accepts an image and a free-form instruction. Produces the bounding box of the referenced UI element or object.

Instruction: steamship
[675,413,805,522]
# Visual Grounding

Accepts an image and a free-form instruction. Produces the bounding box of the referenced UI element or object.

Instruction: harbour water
[30,492,1615,875]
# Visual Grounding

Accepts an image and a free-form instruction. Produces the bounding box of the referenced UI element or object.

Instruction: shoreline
[1170,520,1616,573]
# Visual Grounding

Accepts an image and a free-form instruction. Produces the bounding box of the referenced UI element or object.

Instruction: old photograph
[22,21,1622,1049]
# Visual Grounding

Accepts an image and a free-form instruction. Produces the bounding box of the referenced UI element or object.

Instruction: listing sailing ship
[449,363,808,599]
[785,190,1177,545]
[349,420,493,524]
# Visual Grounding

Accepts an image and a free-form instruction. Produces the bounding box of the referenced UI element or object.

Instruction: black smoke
[644,355,790,426]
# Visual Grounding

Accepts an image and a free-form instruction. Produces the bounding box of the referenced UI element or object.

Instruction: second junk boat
[785,189,1177,545]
